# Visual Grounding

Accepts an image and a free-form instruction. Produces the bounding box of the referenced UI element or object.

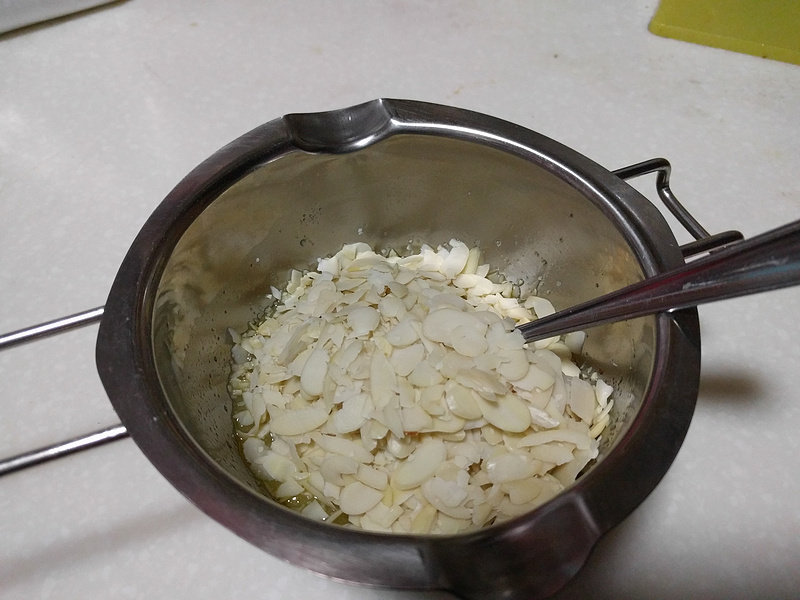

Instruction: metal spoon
[517,219,800,343]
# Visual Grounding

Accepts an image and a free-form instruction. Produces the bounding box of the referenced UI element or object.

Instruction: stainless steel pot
[4,99,733,599]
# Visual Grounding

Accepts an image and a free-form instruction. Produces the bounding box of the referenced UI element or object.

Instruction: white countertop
[1,2,799,598]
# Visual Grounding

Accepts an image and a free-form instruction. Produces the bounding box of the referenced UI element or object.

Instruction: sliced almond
[475,393,532,433]
[391,439,446,490]
[444,382,483,420]
[390,343,425,377]
[269,406,330,436]
[300,347,329,397]
[340,481,384,515]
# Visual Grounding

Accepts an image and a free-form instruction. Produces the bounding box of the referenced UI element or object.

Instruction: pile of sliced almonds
[228,240,614,534]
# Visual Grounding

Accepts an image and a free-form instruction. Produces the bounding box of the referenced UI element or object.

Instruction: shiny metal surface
[0,306,104,351]
[0,424,128,476]
[519,218,800,342]
[93,99,702,600]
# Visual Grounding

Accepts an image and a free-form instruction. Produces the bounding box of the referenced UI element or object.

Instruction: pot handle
[0,306,129,477]
[0,306,105,350]
[613,158,743,256]
[0,158,738,477]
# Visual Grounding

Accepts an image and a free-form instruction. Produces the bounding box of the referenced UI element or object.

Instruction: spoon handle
[518,219,800,343]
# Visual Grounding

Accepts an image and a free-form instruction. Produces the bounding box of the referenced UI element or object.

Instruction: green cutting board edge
[649,0,800,65]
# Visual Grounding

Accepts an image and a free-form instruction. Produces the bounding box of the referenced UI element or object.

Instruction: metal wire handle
[0,307,129,477]
[0,158,738,477]
[0,424,128,476]
[0,306,105,351]
[611,158,743,256]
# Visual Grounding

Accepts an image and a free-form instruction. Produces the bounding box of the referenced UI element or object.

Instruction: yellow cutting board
[649,0,800,65]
